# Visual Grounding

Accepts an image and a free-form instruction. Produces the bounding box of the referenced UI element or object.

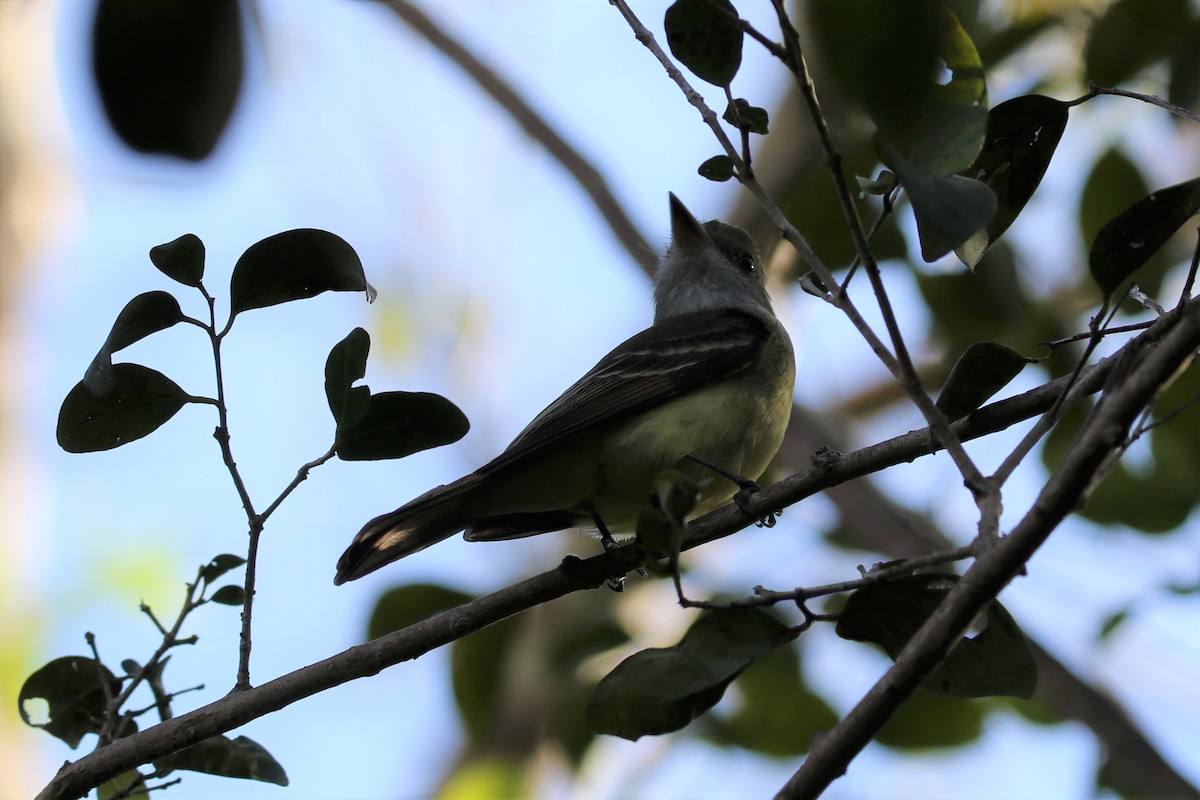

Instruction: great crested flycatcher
[334,194,795,584]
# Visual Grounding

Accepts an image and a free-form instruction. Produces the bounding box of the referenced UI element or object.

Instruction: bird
[335,194,795,584]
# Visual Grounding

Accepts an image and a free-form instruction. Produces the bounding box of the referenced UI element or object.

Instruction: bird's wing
[477,307,770,477]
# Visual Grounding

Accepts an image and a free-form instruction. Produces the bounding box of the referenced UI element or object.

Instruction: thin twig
[1067,82,1200,123]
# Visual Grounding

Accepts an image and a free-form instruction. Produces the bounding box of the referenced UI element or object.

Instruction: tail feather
[334,481,473,584]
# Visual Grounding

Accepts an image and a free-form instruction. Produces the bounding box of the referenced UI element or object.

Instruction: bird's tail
[334,478,477,584]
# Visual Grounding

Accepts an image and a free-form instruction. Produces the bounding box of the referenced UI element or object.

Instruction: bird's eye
[734,250,756,272]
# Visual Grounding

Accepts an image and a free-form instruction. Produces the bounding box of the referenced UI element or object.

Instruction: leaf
[367,583,473,641]
[587,607,792,740]
[156,734,288,786]
[84,291,185,398]
[698,155,735,182]
[149,233,205,287]
[706,642,839,756]
[19,656,122,748]
[58,363,191,453]
[957,95,1069,268]
[1089,177,1200,301]
[325,327,372,429]
[228,228,376,318]
[199,553,246,584]
[879,138,997,262]
[876,689,985,748]
[836,574,1038,699]
[335,390,469,461]
[452,617,521,743]
[99,770,148,800]
[723,98,768,134]
[935,342,1031,422]
[664,0,743,87]
[1084,0,1190,88]
[209,585,245,606]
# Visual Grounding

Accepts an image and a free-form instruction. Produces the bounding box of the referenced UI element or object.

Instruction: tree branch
[776,297,1200,799]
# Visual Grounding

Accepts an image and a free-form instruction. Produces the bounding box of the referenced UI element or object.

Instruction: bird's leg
[684,453,780,528]
[589,507,629,591]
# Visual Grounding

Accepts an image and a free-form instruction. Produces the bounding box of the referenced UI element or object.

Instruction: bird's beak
[669,193,716,254]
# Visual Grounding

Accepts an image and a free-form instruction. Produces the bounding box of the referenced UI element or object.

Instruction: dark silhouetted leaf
[664,0,743,87]
[367,583,474,641]
[92,0,242,160]
[837,574,1037,699]
[19,656,122,748]
[84,291,185,398]
[59,363,191,453]
[723,98,768,134]
[1080,148,1148,250]
[1084,0,1190,88]
[325,327,371,429]
[698,155,735,182]
[879,139,997,262]
[587,607,792,740]
[209,585,245,606]
[335,391,469,462]
[958,96,1069,267]
[935,342,1031,422]
[149,233,205,287]
[1089,177,1200,300]
[228,229,376,318]
[199,554,246,584]
[156,735,288,786]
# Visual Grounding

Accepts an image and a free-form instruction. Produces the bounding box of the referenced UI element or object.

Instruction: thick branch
[777,298,1200,799]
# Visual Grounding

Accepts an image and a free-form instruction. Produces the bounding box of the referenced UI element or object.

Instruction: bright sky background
[2,1,1197,799]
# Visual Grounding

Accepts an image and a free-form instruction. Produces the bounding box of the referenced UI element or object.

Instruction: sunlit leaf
[149,233,205,287]
[84,291,185,398]
[664,0,743,87]
[228,228,375,318]
[59,363,191,453]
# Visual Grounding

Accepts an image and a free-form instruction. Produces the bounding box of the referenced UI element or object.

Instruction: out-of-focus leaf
[935,342,1031,422]
[957,96,1069,267]
[92,0,242,160]
[156,735,288,786]
[1084,0,1190,87]
[876,689,986,749]
[587,607,792,740]
[335,391,469,461]
[149,233,205,287]
[1089,177,1200,301]
[199,554,246,584]
[228,229,375,318]
[99,771,148,800]
[664,0,743,87]
[880,139,997,262]
[452,617,521,743]
[836,574,1037,699]
[59,363,191,453]
[1080,148,1148,251]
[19,657,122,749]
[366,583,473,641]
[325,327,372,429]
[438,757,525,800]
[723,99,769,134]
[84,291,185,398]
[706,642,838,756]
[699,155,735,182]
[1167,20,1200,111]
